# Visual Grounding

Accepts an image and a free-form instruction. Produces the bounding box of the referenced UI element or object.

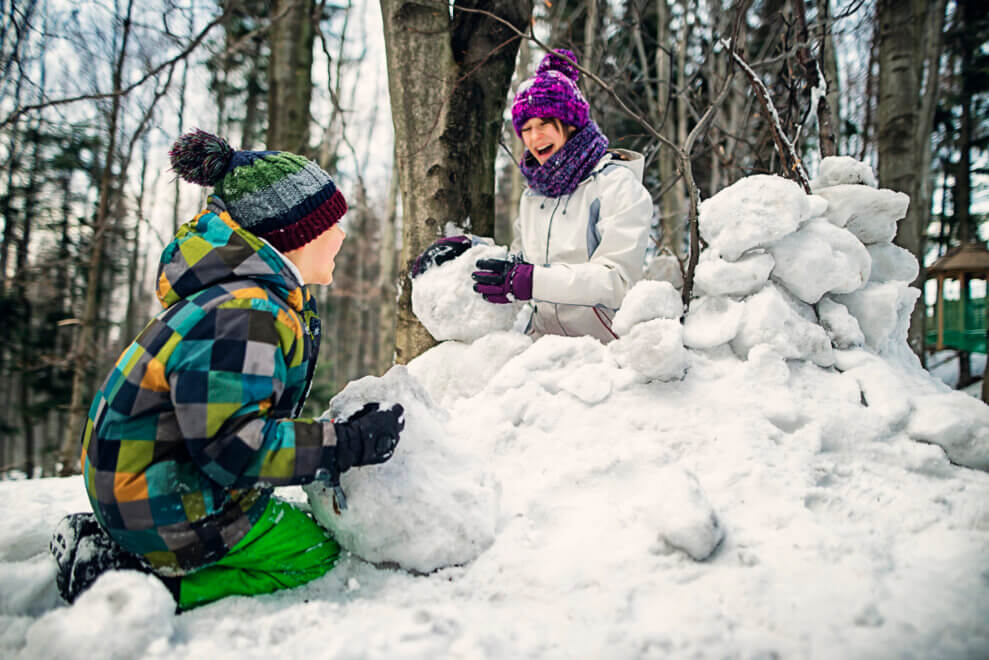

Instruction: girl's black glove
[332,403,405,473]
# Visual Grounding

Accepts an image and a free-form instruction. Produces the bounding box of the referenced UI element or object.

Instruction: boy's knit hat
[169,129,347,253]
[511,49,590,137]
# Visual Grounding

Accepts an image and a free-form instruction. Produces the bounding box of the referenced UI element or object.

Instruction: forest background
[0,0,986,479]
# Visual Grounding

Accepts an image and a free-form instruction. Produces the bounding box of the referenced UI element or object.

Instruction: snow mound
[811,155,878,189]
[908,392,989,470]
[23,571,175,660]
[817,297,866,349]
[694,251,774,297]
[683,296,744,349]
[304,366,499,573]
[609,318,689,382]
[815,185,909,244]
[731,284,834,367]
[768,219,871,303]
[699,175,811,261]
[411,244,519,342]
[833,282,920,355]
[611,280,682,336]
[867,242,919,283]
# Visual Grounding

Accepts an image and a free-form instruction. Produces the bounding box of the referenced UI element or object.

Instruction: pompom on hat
[511,49,590,136]
[169,129,347,253]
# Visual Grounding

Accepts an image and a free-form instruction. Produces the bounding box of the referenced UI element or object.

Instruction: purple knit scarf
[519,121,609,198]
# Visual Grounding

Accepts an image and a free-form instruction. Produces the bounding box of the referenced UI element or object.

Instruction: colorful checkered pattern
[82,205,337,575]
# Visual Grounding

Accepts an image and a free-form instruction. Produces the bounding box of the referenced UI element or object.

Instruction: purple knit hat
[511,49,590,136]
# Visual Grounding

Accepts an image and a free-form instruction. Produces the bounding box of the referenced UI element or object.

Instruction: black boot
[50,513,152,604]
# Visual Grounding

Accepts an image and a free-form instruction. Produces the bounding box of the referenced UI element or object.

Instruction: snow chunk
[694,251,775,298]
[609,318,688,381]
[683,296,744,349]
[815,185,909,244]
[612,280,683,336]
[650,466,724,561]
[23,571,175,660]
[305,366,499,573]
[411,244,519,342]
[867,243,919,283]
[699,175,811,261]
[731,284,835,367]
[817,297,865,349]
[769,219,871,303]
[908,392,989,471]
[407,331,532,408]
[644,253,684,289]
[833,282,920,354]
[811,156,878,189]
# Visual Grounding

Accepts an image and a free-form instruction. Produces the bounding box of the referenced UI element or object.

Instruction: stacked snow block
[686,157,915,364]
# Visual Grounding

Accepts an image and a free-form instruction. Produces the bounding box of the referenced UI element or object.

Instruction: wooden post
[936,275,945,350]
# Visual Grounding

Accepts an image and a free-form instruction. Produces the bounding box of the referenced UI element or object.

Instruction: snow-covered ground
[2,159,988,659]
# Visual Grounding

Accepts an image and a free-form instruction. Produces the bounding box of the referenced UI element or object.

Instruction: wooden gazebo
[925,242,989,354]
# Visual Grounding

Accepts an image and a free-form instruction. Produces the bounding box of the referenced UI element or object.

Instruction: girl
[415,49,653,343]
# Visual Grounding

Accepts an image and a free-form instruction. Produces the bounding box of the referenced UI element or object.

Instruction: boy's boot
[50,513,152,604]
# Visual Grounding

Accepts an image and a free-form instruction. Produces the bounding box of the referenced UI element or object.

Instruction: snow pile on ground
[2,157,988,659]
[304,366,499,574]
[411,244,520,342]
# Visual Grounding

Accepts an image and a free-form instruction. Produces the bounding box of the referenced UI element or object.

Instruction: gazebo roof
[926,242,989,278]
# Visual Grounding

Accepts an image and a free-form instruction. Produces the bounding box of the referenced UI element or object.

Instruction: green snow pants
[174,497,340,610]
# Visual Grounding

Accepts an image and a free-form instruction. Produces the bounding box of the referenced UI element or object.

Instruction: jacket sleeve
[167,301,338,490]
[530,168,653,309]
[510,213,523,255]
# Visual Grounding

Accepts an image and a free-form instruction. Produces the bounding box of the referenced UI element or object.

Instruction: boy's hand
[332,403,405,473]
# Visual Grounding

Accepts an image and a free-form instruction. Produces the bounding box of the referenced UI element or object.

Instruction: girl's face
[285,223,347,285]
[520,117,568,165]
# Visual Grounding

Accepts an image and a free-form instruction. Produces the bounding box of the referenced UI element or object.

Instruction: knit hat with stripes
[169,129,347,253]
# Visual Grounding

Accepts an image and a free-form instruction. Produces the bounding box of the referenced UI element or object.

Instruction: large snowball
[699,175,811,261]
[694,250,774,297]
[304,366,499,574]
[907,392,989,471]
[411,244,519,343]
[731,284,834,367]
[683,296,744,349]
[832,282,920,355]
[609,318,688,381]
[867,243,919,283]
[817,297,865,349]
[815,185,909,244]
[648,466,724,561]
[612,280,683,336]
[768,219,871,303]
[810,156,878,189]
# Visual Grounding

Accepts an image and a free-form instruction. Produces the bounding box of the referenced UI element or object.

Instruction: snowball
[810,156,878,189]
[814,185,909,244]
[768,219,871,303]
[411,244,519,342]
[731,284,835,367]
[832,282,920,354]
[694,251,775,297]
[817,297,865,349]
[612,280,683,336]
[23,571,175,660]
[698,175,811,261]
[649,466,724,561]
[406,331,532,408]
[609,318,688,381]
[867,243,919,283]
[644,253,684,289]
[806,194,829,218]
[304,366,499,573]
[907,392,989,471]
[683,296,744,349]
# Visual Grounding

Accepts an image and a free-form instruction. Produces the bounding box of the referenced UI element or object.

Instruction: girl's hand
[472,257,534,304]
[410,236,471,278]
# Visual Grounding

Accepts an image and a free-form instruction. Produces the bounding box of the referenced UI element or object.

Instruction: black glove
[410,235,472,278]
[332,403,405,473]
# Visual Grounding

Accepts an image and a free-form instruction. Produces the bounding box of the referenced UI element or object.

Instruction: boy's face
[285,223,347,285]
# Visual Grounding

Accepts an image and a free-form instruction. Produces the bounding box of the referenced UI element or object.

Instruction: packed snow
[2,157,988,659]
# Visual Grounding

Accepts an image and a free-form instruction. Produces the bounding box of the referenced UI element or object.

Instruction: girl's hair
[550,118,578,140]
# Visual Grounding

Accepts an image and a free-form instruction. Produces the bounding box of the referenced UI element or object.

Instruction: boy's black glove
[332,403,405,473]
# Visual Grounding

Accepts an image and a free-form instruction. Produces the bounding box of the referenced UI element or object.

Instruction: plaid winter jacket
[82,199,338,575]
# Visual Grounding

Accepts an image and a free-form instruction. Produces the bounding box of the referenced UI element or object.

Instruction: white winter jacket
[511,149,653,343]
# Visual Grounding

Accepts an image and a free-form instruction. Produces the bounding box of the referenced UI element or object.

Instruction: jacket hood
[156,196,309,311]
[593,149,645,183]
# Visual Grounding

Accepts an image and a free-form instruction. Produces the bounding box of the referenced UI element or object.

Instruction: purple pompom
[169,129,235,187]
[536,49,580,82]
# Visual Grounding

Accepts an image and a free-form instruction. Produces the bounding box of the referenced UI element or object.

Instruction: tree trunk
[377,165,400,374]
[657,0,684,257]
[267,0,315,152]
[816,0,841,151]
[59,0,135,475]
[380,0,530,364]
